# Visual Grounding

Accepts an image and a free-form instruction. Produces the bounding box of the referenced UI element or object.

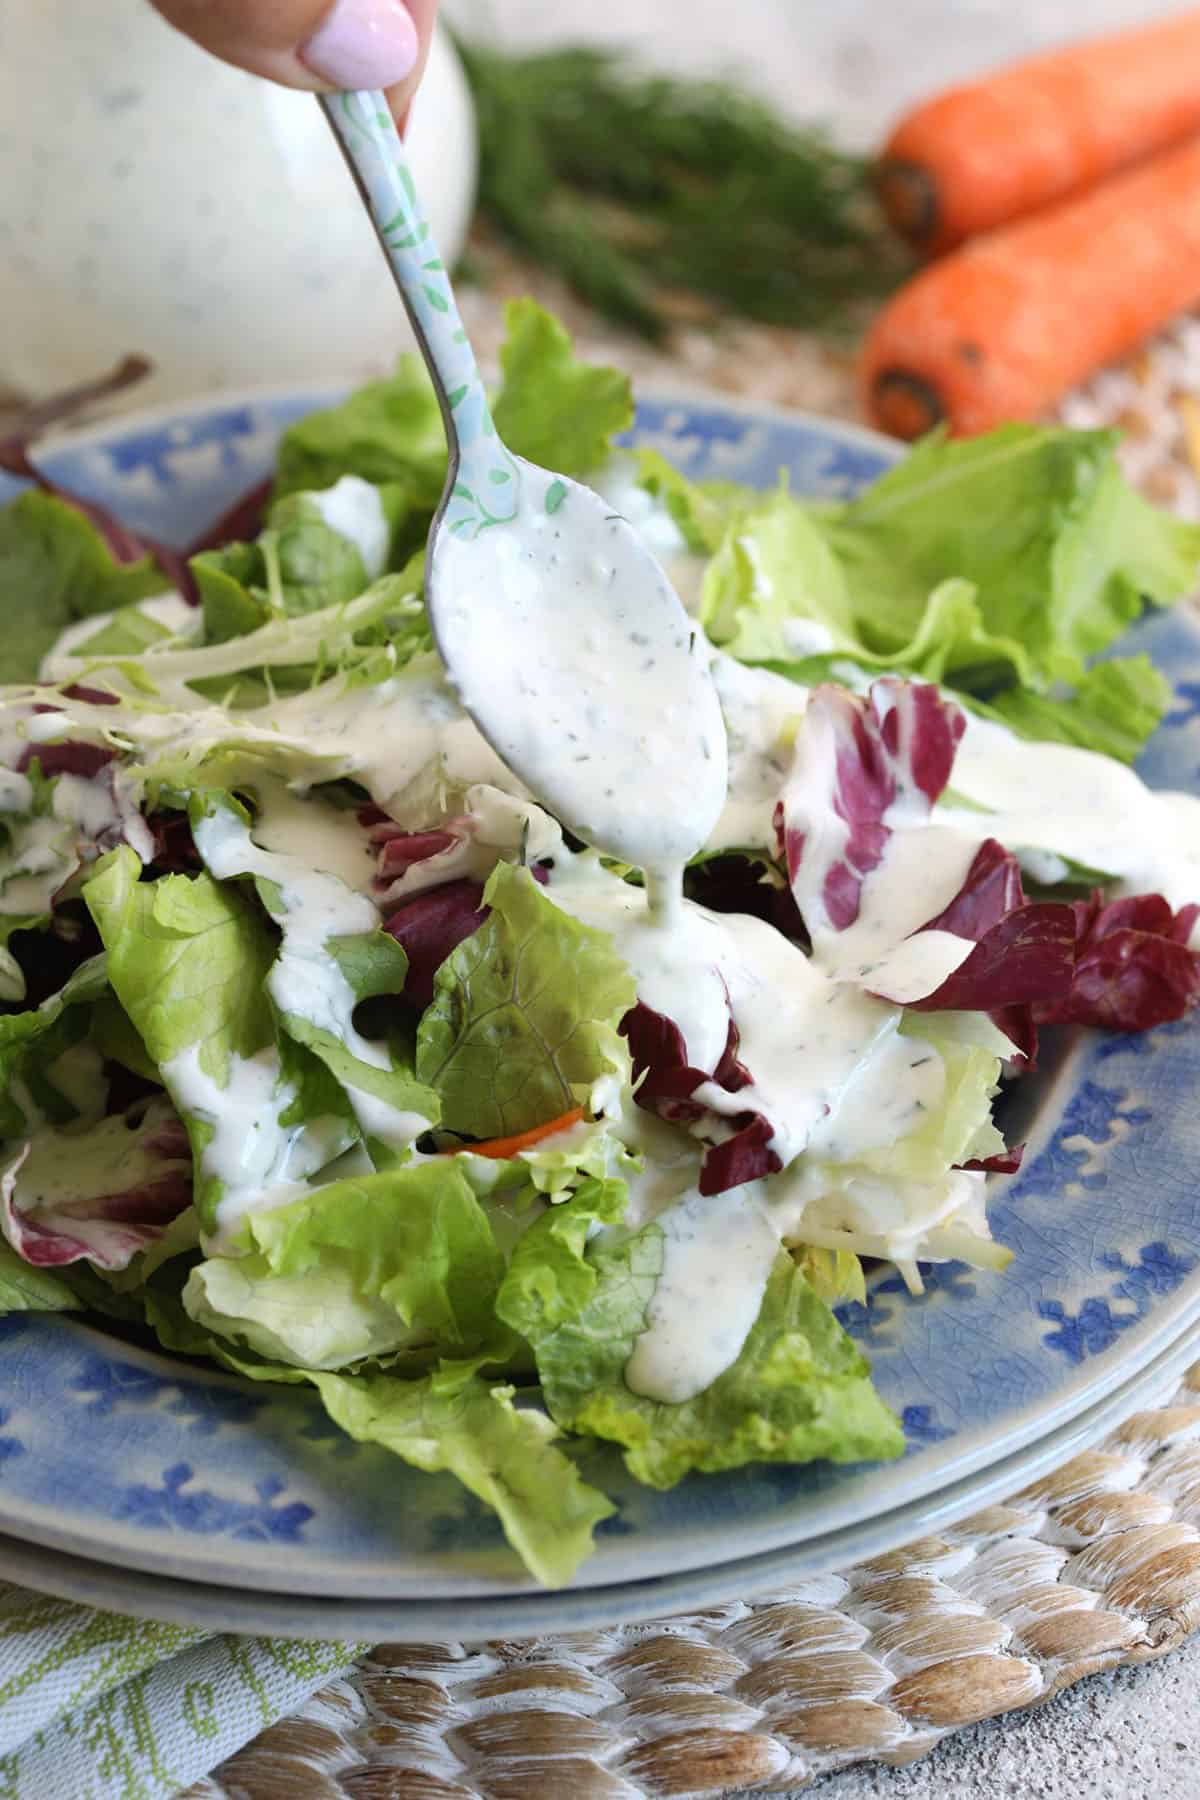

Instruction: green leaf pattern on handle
[330,91,519,539]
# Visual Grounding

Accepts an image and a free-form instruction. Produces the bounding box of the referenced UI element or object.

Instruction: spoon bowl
[320,90,727,876]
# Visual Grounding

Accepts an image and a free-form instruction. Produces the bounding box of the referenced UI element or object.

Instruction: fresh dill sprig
[455,41,910,340]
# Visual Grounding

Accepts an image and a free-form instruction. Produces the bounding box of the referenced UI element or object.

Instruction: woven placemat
[175,1357,1200,1799]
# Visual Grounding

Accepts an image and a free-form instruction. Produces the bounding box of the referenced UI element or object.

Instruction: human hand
[147,0,439,122]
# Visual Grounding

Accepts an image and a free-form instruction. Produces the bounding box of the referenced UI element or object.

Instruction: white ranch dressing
[584,452,709,612]
[430,457,727,898]
[708,653,808,852]
[544,851,942,1175]
[942,713,1200,928]
[191,803,428,1157]
[624,1181,780,1403]
[162,1042,351,1244]
[307,476,390,578]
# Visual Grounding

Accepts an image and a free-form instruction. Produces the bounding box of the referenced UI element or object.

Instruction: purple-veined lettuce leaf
[0,1097,192,1270]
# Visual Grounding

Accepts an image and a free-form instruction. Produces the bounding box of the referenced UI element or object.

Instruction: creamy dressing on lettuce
[624,1181,779,1403]
[944,713,1200,929]
[11,455,1200,1415]
[308,476,390,579]
[191,803,429,1159]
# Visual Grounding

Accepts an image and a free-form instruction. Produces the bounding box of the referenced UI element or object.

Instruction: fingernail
[300,0,420,90]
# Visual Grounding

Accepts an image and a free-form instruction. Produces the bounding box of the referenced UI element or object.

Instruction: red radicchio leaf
[61,684,120,707]
[698,1115,782,1195]
[620,1002,780,1195]
[0,1098,192,1271]
[960,1144,1025,1174]
[889,835,1073,1040]
[146,810,203,874]
[17,741,115,780]
[903,902,1077,1013]
[383,878,490,1009]
[685,854,809,944]
[1033,891,1200,1032]
[376,827,463,881]
[778,679,965,934]
[919,838,1025,939]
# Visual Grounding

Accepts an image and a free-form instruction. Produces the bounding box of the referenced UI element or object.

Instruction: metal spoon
[320,91,727,885]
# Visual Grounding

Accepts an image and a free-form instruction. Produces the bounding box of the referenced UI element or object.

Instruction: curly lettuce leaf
[0,955,109,1137]
[273,356,448,505]
[0,1239,84,1312]
[0,489,166,683]
[519,1231,902,1488]
[971,654,1171,767]
[492,299,633,475]
[184,1158,508,1368]
[820,425,1200,684]
[416,862,636,1139]
[309,1360,614,1588]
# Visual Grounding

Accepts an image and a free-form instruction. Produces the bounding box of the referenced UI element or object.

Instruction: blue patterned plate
[1,389,1199,1603]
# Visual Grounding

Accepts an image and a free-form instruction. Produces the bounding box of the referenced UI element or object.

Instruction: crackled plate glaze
[1,389,1199,1605]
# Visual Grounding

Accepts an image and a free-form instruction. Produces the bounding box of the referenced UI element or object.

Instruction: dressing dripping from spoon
[320,90,728,915]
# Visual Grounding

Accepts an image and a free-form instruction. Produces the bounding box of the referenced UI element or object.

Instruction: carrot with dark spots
[862,136,1200,439]
[876,10,1200,255]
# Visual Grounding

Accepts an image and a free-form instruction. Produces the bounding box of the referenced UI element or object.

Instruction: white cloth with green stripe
[0,1583,363,1798]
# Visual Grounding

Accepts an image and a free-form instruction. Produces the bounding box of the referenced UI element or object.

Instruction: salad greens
[0,299,1198,1588]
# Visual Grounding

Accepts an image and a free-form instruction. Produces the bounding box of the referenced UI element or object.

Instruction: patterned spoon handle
[319,90,518,538]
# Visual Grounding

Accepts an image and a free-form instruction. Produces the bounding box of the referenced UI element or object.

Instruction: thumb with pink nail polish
[147,0,440,122]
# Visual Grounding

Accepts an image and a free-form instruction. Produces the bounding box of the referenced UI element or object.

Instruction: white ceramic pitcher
[0,1,478,404]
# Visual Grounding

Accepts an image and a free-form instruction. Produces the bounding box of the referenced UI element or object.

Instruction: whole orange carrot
[876,9,1200,255]
[447,1107,586,1161]
[862,136,1200,439]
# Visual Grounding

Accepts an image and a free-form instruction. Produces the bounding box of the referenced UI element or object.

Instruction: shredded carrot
[875,10,1200,255]
[447,1107,586,1161]
[862,136,1200,439]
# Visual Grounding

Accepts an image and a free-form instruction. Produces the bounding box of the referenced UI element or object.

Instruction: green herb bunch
[457,40,910,339]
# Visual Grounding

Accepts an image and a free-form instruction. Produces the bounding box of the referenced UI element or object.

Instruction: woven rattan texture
[180,1326,1200,1795]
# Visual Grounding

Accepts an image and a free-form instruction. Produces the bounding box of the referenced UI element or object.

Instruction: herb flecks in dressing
[430,458,728,890]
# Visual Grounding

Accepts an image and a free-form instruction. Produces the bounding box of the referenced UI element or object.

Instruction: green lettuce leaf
[819,425,1200,684]
[81,848,321,1229]
[633,451,744,554]
[0,1239,83,1313]
[309,1361,614,1588]
[698,484,858,663]
[141,1264,612,1589]
[191,543,266,644]
[972,653,1171,766]
[189,1152,510,1360]
[0,954,109,1136]
[416,862,636,1139]
[521,1234,902,1488]
[492,299,633,475]
[84,849,274,1075]
[0,490,166,683]
[273,357,447,505]
[496,1175,628,1337]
